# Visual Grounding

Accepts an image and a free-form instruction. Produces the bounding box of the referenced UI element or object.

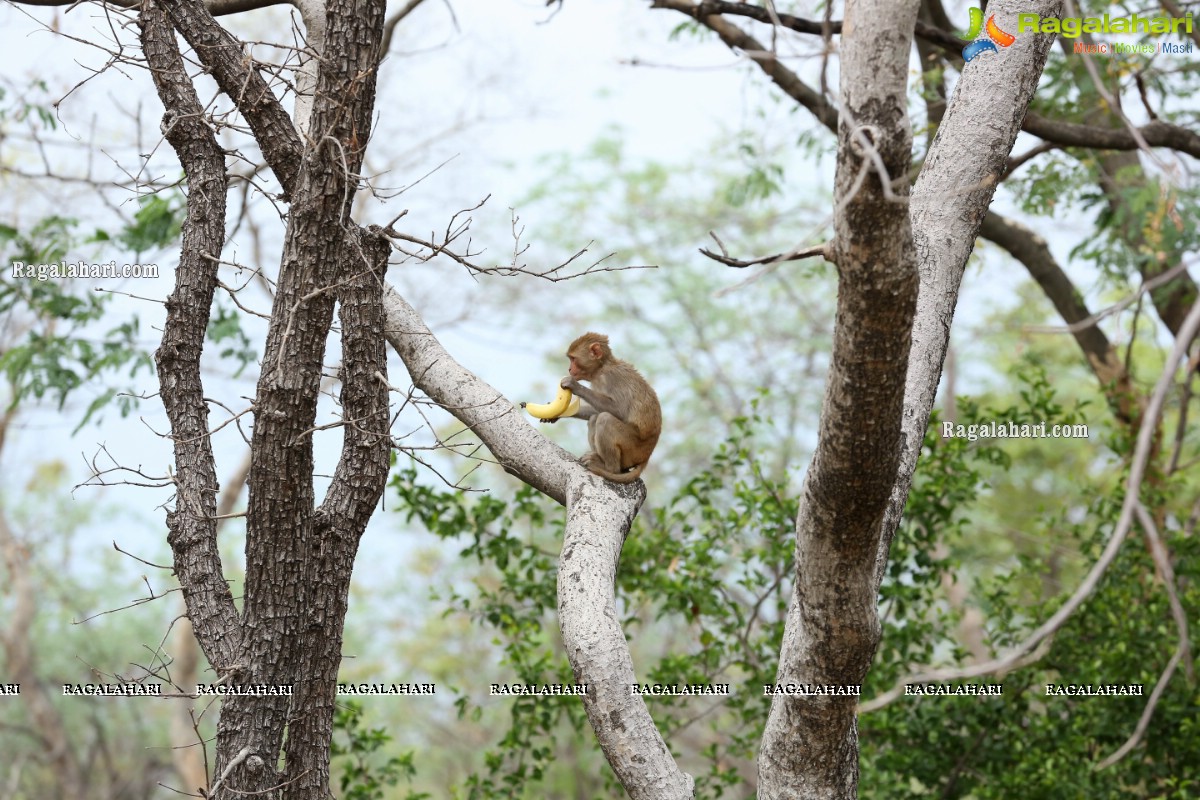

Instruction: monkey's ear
[590,343,603,360]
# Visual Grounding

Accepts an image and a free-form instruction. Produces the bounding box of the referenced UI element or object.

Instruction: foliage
[1000,0,1199,290]
[392,353,1198,798]
[0,215,154,429]
[207,301,257,378]
[0,79,57,129]
[860,361,1200,799]
[116,192,185,258]
[332,702,429,800]
[0,87,190,429]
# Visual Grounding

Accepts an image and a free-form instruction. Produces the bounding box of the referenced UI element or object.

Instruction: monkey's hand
[560,376,580,391]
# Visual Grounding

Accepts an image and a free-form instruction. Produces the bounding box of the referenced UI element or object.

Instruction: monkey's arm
[569,401,597,420]
[539,402,595,423]
[560,378,618,416]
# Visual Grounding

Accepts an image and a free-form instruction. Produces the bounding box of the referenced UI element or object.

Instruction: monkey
[557,332,661,484]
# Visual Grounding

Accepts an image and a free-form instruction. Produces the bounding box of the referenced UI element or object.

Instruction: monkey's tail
[589,460,648,484]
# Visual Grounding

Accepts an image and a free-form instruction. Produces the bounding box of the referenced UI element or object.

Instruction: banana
[522,385,574,420]
[563,396,581,417]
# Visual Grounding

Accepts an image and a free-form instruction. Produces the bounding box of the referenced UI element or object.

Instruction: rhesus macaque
[559,332,661,484]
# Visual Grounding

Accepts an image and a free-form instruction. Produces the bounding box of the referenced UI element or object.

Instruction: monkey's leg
[589,413,638,473]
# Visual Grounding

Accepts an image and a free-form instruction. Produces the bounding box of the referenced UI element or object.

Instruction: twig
[701,230,832,268]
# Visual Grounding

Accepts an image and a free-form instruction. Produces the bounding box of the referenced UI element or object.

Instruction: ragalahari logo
[960,7,1017,61]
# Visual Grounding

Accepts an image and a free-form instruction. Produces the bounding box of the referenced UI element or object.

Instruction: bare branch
[1096,643,1187,769]
[1023,259,1194,337]
[1023,113,1200,160]
[1133,504,1194,683]
[700,230,832,268]
[13,0,291,17]
[380,0,432,55]
[664,1,963,54]
[650,0,838,133]
[1003,141,1060,178]
[381,199,651,281]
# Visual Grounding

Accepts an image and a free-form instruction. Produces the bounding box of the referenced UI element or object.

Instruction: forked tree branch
[154,0,304,196]
[380,283,695,797]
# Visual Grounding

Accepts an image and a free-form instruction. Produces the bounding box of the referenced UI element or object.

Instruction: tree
[3,0,1197,798]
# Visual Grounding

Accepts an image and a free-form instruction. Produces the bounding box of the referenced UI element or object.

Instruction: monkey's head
[567,331,612,380]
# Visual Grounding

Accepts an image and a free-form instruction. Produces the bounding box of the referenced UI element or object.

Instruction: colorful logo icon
[960,7,1016,61]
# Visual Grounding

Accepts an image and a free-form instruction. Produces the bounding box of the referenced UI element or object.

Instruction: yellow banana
[523,385,574,419]
[563,396,581,417]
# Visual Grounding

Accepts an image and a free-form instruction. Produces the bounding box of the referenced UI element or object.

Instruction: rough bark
[217,0,389,793]
[22,0,289,13]
[144,0,391,794]
[141,0,242,675]
[757,0,920,795]
[156,0,304,197]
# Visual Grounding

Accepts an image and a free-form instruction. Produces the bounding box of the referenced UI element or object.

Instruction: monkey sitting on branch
[524,332,661,484]
[559,332,661,484]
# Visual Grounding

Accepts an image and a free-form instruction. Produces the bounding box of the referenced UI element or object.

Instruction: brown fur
[561,332,661,484]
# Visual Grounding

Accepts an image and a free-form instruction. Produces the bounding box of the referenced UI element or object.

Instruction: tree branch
[1022,113,1200,160]
[679,1,964,53]
[381,284,575,505]
[650,0,838,133]
[759,0,920,793]
[559,478,695,799]
[156,0,304,197]
[979,210,1139,427]
[141,0,242,674]
[700,231,832,268]
[380,0,432,55]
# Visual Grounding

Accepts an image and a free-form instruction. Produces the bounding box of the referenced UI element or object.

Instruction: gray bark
[560,479,695,799]
[380,287,697,795]
[758,0,920,795]
[874,0,1064,591]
